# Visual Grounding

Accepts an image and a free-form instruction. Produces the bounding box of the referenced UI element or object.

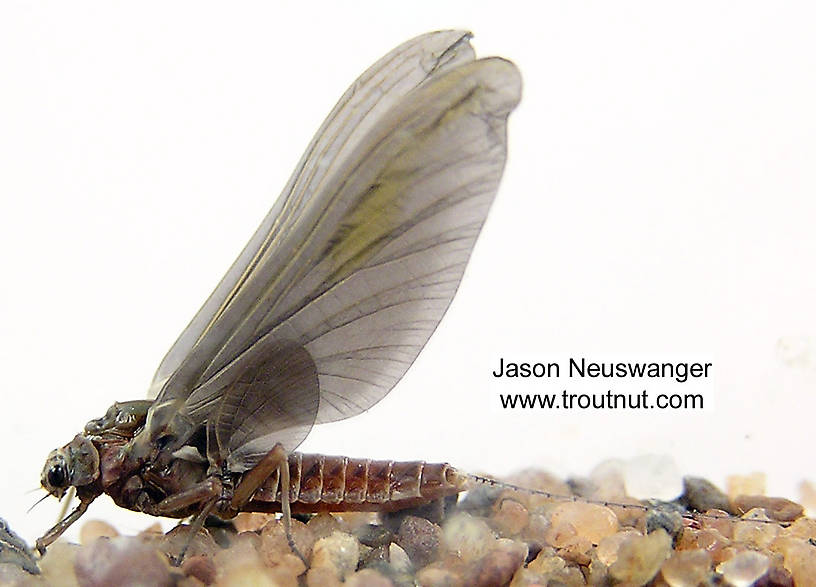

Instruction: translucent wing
[206,340,320,472]
[147,31,521,444]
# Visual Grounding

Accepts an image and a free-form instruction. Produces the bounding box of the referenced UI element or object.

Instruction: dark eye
[47,464,68,489]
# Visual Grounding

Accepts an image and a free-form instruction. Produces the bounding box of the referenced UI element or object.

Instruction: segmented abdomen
[248,453,468,513]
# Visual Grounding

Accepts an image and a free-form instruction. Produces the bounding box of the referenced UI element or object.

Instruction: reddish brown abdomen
[248,453,468,513]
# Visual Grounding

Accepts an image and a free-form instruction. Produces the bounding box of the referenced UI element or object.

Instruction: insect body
[37,30,521,552]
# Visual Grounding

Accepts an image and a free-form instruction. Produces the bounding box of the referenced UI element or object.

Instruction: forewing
[149,30,476,400]
[149,32,522,439]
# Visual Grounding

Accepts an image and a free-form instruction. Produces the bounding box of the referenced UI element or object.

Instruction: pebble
[441,513,495,562]
[306,567,342,587]
[472,544,526,587]
[782,516,816,540]
[522,550,586,586]
[395,516,440,568]
[660,549,712,586]
[596,530,641,566]
[73,537,174,587]
[181,555,216,585]
[547,502,619,546]
[345,568,395,587]
[608,529,672,585]
[698,509,736,538]
[733,495,804,522]
[775,537,816,584]
[38,542,80,587]
[387,542,413,574]
[759,565,795,587]
[231,512,275,533]
[681,476,732,513]
[415,565,465,587]
[492,499,530,537]
[78,520,119,546]
[259,518,314,564]
[0,562,36,586]
[643,504,684,540]
[733,509,781,548]
[716,550,770,587]
[307,513,342,541]
[311,530,361,580]
[677,527,731,563]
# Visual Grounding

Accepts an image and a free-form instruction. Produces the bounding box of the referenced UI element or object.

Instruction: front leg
[36,498,92,554]
[153,477,222,516]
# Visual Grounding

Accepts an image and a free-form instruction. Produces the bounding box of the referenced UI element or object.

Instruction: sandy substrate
[0,469,813,586]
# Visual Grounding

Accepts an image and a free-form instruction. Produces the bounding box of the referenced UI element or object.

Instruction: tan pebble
[492,499,529,537]
[79,520,119,545]
[441,513,495,562]
[698,509,736,538]
[548,502,619,545]
[660,549,712,587]
[306,566,342,587]
[596,529,641,566]
[726,473,765,499]
[682,527,731,562]
[715,550,770,587]
[307,513,341,540]
[214,532,263,577]
[516,548,585,585]
[259,518,314,564]
[232,512,275,533]
[415,565,465,587]
[527,549,567,574]
[782,516,816,541]
[345,568,395,587]
[733,515,781,549]
[778,538,816,584]
[609,529,672,586]
[556,536,592,566]
[509,567,549,586]
[310,531,360,580]
[733,495,804,522]
[38,542,80,587]
[218,564,285,587]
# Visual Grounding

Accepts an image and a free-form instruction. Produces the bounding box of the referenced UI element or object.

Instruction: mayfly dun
[36,31,522,554]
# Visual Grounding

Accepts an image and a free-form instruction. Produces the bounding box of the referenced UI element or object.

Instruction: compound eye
[47,463,68,489]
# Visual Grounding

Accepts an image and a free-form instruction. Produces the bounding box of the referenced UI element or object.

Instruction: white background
[1,2,815,545]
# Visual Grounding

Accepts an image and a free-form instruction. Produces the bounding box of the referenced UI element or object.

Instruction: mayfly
[36,31,522,553]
